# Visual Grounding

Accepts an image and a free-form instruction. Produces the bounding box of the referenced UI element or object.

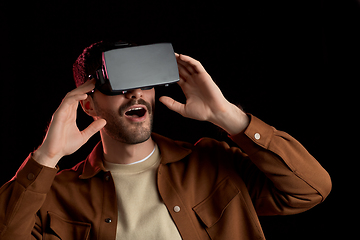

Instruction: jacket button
[254,133,261,140]
[105,218,112,223]
[27,173,35,180]
[173,206,181,213]
[105,175,110,181]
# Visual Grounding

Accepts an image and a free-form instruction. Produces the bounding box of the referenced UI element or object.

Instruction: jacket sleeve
[230,114,332,216]
[0,154,58,239]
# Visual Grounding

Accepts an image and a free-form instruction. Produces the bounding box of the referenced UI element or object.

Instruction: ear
[80,95,97,117]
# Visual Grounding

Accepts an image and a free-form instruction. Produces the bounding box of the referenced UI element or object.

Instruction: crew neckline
[103,144,160,174]
[125,145,156,165]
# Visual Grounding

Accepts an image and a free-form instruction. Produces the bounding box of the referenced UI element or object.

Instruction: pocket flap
[193,178,239,228]
[48,212,91,240]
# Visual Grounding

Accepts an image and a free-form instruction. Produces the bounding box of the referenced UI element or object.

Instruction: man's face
[91,88,155,144]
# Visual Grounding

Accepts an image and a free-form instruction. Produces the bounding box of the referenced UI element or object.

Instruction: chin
[104,122,153,145]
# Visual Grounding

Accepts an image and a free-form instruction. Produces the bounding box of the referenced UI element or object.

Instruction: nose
[124,88,143,99]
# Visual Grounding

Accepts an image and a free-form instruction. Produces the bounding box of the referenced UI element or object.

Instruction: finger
[62,93,88,107]
[159,96,185,116]
[177,77,186,87]
[176,54,196,75]
[177,54,206,73]
[177,61,193,80]
[68,79,96,97]
[77,78,96,92]
[55,94,88,117]
[81,118,107,142]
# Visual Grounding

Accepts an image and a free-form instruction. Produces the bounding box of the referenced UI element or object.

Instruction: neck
[100,130,155,164]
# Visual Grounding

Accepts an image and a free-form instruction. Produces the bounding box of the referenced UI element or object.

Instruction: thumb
[159,96,185,116]
[81,118,107,142]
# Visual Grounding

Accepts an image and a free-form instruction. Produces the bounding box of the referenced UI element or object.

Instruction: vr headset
[90,42,179,95]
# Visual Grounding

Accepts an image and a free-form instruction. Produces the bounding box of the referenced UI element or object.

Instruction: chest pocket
[46,212,91,240]
[192,177,239,228]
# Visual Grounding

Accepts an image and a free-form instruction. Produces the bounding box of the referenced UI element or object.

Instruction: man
[0,41,331,239]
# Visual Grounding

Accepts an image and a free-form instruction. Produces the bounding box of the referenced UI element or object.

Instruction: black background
[1,0,359,239]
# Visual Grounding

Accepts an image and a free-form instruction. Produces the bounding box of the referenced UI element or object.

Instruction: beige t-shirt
[103,145,182,240]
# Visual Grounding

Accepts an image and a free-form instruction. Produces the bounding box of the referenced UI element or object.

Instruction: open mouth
[125,107,147,118]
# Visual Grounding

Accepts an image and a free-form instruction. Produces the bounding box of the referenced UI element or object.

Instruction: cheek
[143,88,156,103]
[93,92,125,111]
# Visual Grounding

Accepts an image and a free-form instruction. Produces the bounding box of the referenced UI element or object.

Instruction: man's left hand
[159,54,249,135]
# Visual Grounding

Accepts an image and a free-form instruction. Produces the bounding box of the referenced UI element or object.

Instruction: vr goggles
[90,43,179,95]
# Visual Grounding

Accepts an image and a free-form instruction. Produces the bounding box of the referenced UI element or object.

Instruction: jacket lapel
[151,133,192,164]
[79,142,107,179]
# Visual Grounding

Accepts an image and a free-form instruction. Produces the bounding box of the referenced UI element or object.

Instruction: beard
[93,98,154,145]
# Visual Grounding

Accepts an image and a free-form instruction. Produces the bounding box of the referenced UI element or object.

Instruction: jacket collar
[79,133,192,179]
[152,133,192,164]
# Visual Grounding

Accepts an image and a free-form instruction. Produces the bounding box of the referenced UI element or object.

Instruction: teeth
[128,107,143,111]
[125,106,146,118]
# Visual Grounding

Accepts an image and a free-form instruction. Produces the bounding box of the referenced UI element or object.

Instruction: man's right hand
[33,79,107,168]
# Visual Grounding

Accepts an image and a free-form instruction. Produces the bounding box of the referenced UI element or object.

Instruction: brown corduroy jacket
[0,114,331,240]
